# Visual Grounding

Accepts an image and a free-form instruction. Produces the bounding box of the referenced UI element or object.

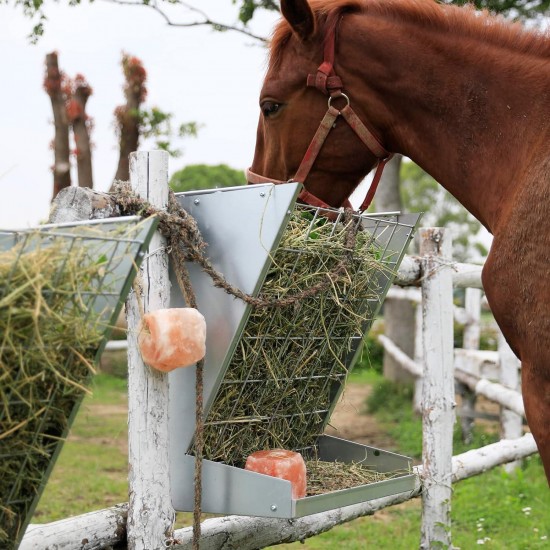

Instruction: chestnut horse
[248,0,550,484]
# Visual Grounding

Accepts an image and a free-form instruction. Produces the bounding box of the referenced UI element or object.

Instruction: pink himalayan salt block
[138,308,206,372]
[245,449,307,499]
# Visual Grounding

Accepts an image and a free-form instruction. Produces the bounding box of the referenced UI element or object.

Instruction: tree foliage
[138,110,200,158]
[6,0,549,42]
[445,0,550,20]
[169,163,246,192]
[234,0,279,25]
[400,161,489,261]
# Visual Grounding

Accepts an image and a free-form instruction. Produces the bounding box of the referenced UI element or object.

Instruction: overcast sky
[0,1,279,228]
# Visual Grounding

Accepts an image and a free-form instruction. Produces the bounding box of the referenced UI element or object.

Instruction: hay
[0,226,130,547]
[305,460,409,495]
[197,207,393,472]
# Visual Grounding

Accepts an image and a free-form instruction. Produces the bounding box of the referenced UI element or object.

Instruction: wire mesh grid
[0,216,156,548]
[194,204,415,467]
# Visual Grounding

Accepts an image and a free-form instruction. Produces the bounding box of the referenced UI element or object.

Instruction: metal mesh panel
[190,202,419,466]
[0,217,156,548]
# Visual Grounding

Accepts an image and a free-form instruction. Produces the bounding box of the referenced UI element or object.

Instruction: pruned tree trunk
[69,76,94,188]
[44,52,71,198]
[374,154,416,383]
[112,55,147,186]
[45,54,95,194]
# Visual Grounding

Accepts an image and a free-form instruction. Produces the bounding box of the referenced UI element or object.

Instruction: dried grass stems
[0,225,134,546]
[305,460,409,496]
[197,208,393,479]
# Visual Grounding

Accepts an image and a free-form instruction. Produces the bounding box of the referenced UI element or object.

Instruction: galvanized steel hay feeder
[168,182,421,518]
[0,216,157,548]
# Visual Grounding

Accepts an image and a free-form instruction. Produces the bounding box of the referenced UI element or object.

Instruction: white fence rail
[21,152,537,549]
[22,433,538,550]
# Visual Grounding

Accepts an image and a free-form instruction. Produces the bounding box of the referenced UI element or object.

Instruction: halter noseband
[247,12,392,212]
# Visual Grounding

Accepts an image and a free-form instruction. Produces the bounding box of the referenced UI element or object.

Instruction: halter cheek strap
[246,100,392,212]
[248,12,392,213]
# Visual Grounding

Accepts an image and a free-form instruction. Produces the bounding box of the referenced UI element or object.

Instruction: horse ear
[280,0,316,41]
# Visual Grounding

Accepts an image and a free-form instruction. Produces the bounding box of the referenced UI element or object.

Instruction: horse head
[248,0,391,210]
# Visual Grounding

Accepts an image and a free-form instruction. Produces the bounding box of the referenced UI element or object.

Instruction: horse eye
[261,101,282,118]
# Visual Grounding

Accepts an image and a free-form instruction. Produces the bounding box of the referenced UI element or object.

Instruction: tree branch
[101,0,269,42]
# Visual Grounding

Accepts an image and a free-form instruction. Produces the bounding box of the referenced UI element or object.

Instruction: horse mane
[368,0,550,58]
[269,0,550,66]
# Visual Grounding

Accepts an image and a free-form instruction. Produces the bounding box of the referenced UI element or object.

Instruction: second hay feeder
[168,182,421,518]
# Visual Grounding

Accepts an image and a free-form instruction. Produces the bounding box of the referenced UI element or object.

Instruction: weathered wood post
[126,150,175,548]
[498,334,523,472]
[419,228,455,549]
[458,287,482,443]
[413,302,424,413]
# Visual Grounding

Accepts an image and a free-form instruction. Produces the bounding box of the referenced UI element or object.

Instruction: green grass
[33,374,128,522]
[273,371,549,549]
[273,456,549,549]
[32,371,549,550]
[365,376,500,458]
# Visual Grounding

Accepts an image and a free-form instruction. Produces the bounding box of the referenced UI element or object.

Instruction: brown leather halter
[247,12,392,212]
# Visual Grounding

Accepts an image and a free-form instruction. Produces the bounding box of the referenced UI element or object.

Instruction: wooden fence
[383,265,523,453]
[20,151,538,550]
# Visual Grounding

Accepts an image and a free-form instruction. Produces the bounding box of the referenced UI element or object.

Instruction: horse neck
[341,10,550,233]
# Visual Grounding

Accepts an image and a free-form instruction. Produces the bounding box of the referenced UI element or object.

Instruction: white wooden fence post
[419,228,455,549]
[126,151,175,548]
[413,302,424,413]
[458,287,482,443]
[463,288,481,350]
[498,334,523,472]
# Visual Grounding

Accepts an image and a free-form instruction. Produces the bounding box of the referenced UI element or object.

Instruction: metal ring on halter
[328,92,350,109]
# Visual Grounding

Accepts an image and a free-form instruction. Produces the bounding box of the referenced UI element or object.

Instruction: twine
[114,181,360,310]
[112,181,360,550]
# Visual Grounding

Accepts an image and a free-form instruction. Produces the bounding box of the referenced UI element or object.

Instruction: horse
[248,0,550,484]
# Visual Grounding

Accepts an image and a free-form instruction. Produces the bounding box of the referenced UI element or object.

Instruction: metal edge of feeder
[0,216,158,548]
[293,435,415,518]
[2,216,159,368]
[20,217,159,546]
[168,183,302,459]
[170,435,415,518]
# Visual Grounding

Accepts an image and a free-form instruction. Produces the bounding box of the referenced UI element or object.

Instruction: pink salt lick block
[138,308,206,372]
[245,449,307,499]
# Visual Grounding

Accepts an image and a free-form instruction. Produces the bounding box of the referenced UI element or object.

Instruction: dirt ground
[323,383,397,450]
[84,377,501,457]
